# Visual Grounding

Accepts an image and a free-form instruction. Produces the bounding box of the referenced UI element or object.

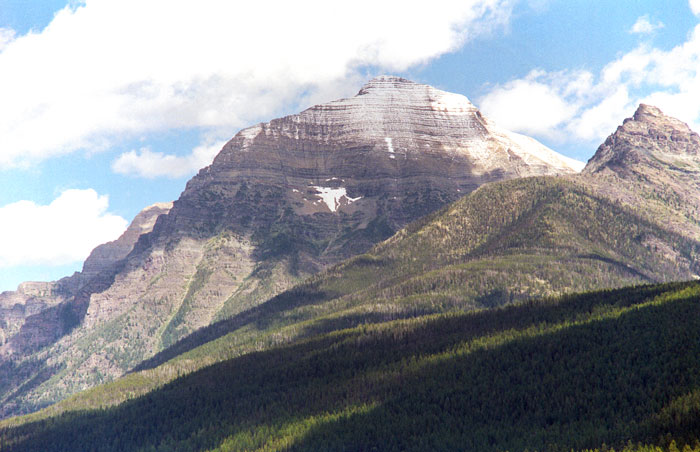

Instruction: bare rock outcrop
[0,203,172,357]
[582,104,700,240]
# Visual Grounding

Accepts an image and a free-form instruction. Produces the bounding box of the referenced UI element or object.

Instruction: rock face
[582,104,700,240]
[162,75,583,264]
[0,203,172,358]
[80,202,174,281]
[584,104,700,175]
[0,76,581,417]
[0,202,171,417]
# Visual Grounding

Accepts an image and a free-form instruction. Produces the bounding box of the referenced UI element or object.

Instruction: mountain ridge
[63,102,700,413]
[0,76,582,418]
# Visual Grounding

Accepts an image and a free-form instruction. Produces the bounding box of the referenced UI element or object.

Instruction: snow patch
[385,137,394,153]
[430,92,474,115]
[312,186,362,212]
[239,124,262,140]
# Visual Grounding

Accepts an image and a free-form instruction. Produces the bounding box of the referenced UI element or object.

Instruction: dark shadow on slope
[289,287,700,452]
[3,282,700,452]
[578,253,654,281]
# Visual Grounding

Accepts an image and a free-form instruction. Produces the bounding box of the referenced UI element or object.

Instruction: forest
[2,281,700,451]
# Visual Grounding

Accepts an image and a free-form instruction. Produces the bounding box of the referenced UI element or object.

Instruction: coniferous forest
[2,281,700,451]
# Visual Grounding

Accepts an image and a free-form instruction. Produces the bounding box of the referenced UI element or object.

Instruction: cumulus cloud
[691,0,700,16]
[629,15,664,34]
[112,139,227,178]
[0,0,515,168]
[0,28,15,51]
[479,24,700,144]
[478,70,581,139]
[0,189,128,268]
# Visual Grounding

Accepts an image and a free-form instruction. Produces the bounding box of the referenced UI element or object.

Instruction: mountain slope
[132,172,700,374]
[3,281,700,452]
[0,202,172,418]
[583,103,700,240]
[0,76,581,417]
[0,202,172,358]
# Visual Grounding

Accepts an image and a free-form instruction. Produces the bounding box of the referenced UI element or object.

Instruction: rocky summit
[0,76,582,417]
[584,103,700,175]
[582,104,700,240]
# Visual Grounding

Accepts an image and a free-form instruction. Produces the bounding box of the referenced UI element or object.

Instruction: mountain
[583,103,700,239]
[14,102,696,421]
[1,103,695,420]
[0,76,581,417]
[132,104,700,376]
[0,202,172,357]
[3,105,700,450]
[585,104,700,176]
[0,202,172,417]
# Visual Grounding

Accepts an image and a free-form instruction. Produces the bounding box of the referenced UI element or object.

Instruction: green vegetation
[135,176,700,373]
[5,175,689,424]
[160,264,214,349]
[2,281,700,451]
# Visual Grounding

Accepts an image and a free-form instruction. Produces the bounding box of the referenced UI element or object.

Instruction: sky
[0,0,698,291]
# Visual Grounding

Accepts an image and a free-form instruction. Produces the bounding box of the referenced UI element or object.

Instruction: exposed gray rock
[582,104,700,241]
[0,203,172,358]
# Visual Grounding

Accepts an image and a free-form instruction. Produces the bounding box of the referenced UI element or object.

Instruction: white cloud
[0,28,15,51]
[691,0,700,16]
[478,24,700,144]
[112,139,227,178]
[629,15,664,34]
[478,70,580,139]
[0,0,515,169]
[0,189,128,268]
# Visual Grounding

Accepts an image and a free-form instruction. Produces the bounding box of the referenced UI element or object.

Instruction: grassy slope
[2,281,700,451]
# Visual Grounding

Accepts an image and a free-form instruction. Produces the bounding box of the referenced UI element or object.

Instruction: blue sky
[0,0,699,291]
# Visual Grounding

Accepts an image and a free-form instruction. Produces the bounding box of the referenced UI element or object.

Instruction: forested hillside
[2,281,700,451]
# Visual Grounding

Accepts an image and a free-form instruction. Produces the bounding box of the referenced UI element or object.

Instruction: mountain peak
[633,103,664,120]
[352,75,476,111]
[357,75,416,93]
[583,104,700,175]
[622,103,694,133]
